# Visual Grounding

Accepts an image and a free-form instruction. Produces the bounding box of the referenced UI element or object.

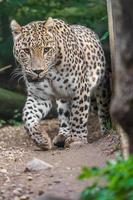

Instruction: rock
[69,141,84,149]
[53,180,61,184]
[66,167,71,170]
[0,168,8,174]
[5,177,10,183]
[13,188,23,197]
[0,189,5,194]
[14,197,20,200]
[27,176,33,181]
[38,190,44,196]
[20,195,30,200]
[25,158,53,172]
[12,183,16,188]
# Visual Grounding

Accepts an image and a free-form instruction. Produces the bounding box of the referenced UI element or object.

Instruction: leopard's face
[11,18,57,82]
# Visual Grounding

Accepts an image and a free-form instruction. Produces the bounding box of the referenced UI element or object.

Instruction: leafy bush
[8,109,22,126]
[0,109,22,127]
[0,119,6,127]
[79,156,133,200]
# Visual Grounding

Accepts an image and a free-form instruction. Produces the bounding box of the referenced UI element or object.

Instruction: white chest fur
[27,70,76,100]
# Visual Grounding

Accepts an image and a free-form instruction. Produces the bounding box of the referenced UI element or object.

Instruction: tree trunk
[110,0,133,154]
[106,0,129,159]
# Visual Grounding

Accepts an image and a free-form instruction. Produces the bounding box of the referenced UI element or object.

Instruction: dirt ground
[0,116,120,200]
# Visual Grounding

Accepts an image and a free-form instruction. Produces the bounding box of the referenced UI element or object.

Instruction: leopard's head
[11,17,58,82]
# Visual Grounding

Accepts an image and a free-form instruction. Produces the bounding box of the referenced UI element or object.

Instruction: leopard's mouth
[26,75,45,83]
[26,69,49,83]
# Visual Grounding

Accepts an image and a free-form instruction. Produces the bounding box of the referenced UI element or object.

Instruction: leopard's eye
[23,48,30,54]
[43,47,51,54]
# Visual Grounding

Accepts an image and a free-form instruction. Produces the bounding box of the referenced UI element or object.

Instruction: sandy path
[0,118,119,200]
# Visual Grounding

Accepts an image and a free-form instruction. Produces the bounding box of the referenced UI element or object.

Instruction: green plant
[0,109,22,127]
[8,109,22,126]
[100,31,109,42]
[0,119,6,127]
[100,15,109,42]
[79,156,133,200]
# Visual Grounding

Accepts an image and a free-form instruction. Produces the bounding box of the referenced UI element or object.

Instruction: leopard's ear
[10,20,21,40]
[44,17,54,31]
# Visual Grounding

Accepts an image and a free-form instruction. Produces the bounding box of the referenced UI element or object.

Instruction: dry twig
[0,65,12,73]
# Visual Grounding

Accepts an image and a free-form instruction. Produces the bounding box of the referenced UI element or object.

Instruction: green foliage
[0,0,107,66]
[0,87,25,120]
[79,156,133,200]
[0,109,22,127]
[8,109,22,126]
[0,119,6,127]
[100,31,109,42]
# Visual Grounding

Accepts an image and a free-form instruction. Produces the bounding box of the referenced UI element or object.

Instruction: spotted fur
[11,17,111,149]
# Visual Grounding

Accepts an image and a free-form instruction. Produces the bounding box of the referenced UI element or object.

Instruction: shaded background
[0,0,109,124]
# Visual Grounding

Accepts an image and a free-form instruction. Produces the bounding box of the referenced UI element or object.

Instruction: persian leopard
[11,17,111,150]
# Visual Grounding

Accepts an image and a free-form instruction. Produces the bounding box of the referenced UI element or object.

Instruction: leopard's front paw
[64,136,74,148]
[24,124,52,150]
[53,134,76,148]
[53,134,66,148]
[34,133,52,150]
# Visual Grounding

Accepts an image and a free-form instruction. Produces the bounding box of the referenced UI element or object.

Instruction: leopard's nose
[33,69,43,75]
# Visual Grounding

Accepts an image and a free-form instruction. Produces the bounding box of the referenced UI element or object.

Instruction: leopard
[10,17,111,150]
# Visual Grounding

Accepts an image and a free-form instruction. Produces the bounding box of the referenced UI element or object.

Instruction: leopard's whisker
[18,75,24,84]
[10,71,23,80]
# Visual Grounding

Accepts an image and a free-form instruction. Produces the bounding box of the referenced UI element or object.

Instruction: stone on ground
[25,158,53,172]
